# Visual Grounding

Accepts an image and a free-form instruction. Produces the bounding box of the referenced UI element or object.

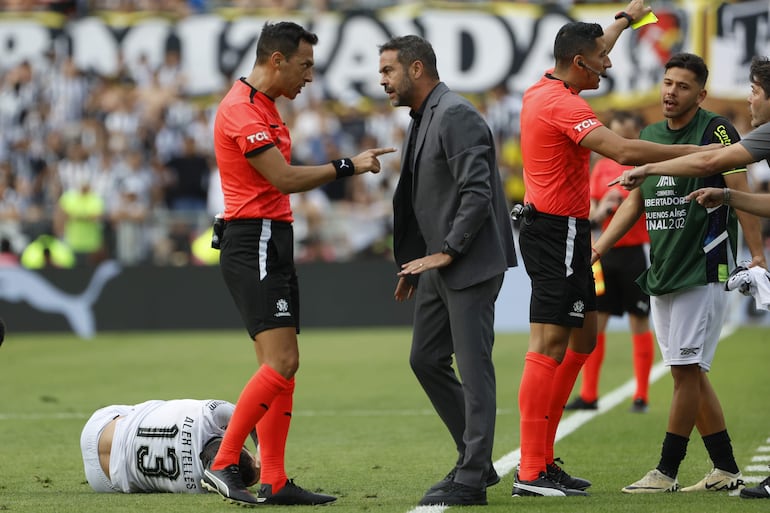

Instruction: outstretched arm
[248,146,396,194]
[611,143,756,190]
[581,125,706,166]
[689,187,770,220]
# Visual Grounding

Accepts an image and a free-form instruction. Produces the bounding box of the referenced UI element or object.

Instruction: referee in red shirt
[513,0,709,497]
[202,21,394,507]
[565,111,654,414]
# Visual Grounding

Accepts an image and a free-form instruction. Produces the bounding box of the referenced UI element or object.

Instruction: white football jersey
[109,399,234,493]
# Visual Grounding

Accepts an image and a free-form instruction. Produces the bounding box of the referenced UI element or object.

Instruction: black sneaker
[546,458,591,490]
[426,465,501,493]
[201,465,258,506]
[512,471,588,497]
[630,398,649,413]
[258,479,336,505]
[419,481,487,506]
[740,475,770,499]
[564,396,598,411]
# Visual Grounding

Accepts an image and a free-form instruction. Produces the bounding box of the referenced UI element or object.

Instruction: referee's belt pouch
[211,215,225,250]
[511,202,537,222]
[523,203,537,221]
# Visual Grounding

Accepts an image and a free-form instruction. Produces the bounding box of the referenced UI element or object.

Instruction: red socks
[632,331,654,402]
[213,364,291,475]
[518,351,559,481]
[258,377,295,492]
[577,330,654,403]
[545,349,589,464]
[578,332,605,403]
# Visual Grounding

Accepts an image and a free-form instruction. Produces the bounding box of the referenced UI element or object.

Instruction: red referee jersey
[590,157,649,247]
[214,79,293,222]
[520,73,603,219]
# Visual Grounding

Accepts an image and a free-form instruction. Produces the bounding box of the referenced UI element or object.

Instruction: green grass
[0,326,769,512]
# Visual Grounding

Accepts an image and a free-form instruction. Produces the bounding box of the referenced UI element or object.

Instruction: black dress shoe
[564,396,598,410]
[426,465,500,493]
[419,481,487,506]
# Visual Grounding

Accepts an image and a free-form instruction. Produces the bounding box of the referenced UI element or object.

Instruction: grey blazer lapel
[411,82,449,183]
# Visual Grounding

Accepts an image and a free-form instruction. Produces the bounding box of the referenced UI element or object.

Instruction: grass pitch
[0,326,769,512]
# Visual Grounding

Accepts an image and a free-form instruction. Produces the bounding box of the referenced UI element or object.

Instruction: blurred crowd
[5,2,760,270]
[0,0,627,17]
[0,37,526,268]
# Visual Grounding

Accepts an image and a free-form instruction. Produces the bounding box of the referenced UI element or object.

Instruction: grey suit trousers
[409,267,504,488]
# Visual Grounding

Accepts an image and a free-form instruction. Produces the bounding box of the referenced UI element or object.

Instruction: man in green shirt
[593,52,765,494]
[617,54,770,501]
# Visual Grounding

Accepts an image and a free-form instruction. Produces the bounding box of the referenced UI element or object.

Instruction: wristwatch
[614,11,633,28]
[442,242,459,259]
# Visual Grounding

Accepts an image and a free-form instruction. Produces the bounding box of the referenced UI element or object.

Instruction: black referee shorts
[219,219,300,339]
[596,244,650,317]
[519,212,596,327]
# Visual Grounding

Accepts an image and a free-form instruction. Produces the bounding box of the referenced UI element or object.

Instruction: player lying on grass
[80,399,258,494]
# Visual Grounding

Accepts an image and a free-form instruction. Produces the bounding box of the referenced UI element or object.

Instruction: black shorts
[219,219,300,338]
[519,212,596,327]
[596,244,650,317]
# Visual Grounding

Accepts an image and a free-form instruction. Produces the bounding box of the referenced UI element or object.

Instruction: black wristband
[614,11,633,28]
[332,158,355,179]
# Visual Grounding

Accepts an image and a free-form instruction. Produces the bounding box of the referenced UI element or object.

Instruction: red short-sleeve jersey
[520,73,603,219]
[590,157,649,247]
[214,79,293,222]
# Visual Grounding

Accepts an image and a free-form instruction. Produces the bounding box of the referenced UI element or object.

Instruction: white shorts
[80,405,132,493]
[651,283,727,371]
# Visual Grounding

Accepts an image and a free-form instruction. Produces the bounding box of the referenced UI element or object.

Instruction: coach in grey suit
[378,35,517,506]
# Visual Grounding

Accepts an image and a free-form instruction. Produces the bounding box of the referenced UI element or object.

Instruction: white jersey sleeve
[109,399,234,493]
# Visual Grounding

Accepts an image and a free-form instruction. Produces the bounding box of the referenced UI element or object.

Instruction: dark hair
[554,22,603,65]
[200,437,259,487]
[256,21,318,65]
[664,52,708,88]
[750,55,770,99]
[610,110,645,129]
[378,35,440,80]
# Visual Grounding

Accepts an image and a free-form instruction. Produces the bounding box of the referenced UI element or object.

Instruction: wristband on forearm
[723,187,731,205]
[332,158,355,179]
[614,11,633,29]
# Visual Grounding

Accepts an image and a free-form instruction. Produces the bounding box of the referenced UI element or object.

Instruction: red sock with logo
[212,365,290,472]
[545,349,589,465]
[518,351,559,481]
[632,331,654,402]
[579,332,605,403]
[258,377,295,494]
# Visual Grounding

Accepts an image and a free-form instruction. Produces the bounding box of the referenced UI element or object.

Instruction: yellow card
[631,11,658,30]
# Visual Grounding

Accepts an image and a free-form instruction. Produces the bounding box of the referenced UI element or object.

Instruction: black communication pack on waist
[211,215,225,250]
[510,203,536,223]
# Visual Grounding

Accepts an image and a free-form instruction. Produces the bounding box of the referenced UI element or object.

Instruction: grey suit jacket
[393,82,517,290]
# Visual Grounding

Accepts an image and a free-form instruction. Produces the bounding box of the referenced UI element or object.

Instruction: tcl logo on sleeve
[573,119,598,133]
[246,131,270,143]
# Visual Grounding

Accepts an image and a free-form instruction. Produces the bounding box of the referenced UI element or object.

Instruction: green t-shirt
[638,108,743,296]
